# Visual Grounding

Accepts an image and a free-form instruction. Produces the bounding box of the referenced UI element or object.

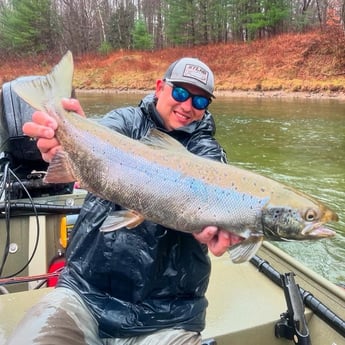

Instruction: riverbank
[76,88,345,101]
[2,30,345,99]
[214,90,345,100]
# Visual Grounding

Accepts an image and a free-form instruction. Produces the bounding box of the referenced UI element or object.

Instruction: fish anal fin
[44,150,76,183]
[228,236,264,264]
[100,210,145,232]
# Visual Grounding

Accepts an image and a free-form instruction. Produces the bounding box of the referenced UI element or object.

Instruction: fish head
[261,204,338,241]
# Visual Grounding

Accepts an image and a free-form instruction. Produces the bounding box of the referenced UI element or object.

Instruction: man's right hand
[22,98,85,162]
[23,111,60,163]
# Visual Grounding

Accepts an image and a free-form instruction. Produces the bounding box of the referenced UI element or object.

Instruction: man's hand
[23,110,59,162]
[193,226,242,256]
[22,98,85,162]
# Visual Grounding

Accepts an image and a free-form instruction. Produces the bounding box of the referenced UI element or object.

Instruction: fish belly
[69,141,267,235]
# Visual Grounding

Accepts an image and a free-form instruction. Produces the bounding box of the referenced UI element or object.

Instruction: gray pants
[6,287,201,345]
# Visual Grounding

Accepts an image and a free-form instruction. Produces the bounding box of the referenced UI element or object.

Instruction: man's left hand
[193,226,242,256]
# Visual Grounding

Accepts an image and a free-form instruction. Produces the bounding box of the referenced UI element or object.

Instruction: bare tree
[55,0,110,54]
[1,0,345,55]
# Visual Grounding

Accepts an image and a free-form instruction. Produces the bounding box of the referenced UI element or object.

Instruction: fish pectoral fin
[140,128,187,152]
[44,150,77,183]
[100,210,145,232]
[228,236,264,264]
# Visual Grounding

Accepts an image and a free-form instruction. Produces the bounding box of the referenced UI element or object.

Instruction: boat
[1,222,344,345]
[0,78,344,345]
[204,244,345,344]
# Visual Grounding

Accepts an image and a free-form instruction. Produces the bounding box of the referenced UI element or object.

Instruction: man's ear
[155,79,165,97]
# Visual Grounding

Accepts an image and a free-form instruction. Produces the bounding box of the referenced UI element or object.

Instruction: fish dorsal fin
[100,210,145,232]
[44,150,77,183]
[228,235,264,263]
[13,51,74,111]
[140,128,187,152]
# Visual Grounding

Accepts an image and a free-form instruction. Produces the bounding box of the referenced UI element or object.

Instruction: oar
[250,255,345,338]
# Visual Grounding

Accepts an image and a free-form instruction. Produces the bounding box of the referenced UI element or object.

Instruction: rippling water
[78,92,345,285]
[212,96,345,284]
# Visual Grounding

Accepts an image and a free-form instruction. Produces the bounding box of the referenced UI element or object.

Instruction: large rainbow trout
[13,51,338,263]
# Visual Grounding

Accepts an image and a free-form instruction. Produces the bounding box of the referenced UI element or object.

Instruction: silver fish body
[13,51,338,263]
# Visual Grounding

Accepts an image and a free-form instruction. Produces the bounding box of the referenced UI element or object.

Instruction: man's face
[155,79,210,131]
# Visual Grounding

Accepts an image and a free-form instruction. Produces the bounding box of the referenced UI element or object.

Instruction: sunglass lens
[172,87,189,102]
[171,85,210,110]
[192,96,209,110]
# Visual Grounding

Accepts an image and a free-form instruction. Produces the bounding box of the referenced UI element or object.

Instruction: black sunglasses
[165,81,211,110]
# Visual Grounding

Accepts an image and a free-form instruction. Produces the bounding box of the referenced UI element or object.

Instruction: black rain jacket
[57,94,227,338]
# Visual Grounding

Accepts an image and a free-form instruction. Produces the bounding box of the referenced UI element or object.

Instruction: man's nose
[180,97,193,111]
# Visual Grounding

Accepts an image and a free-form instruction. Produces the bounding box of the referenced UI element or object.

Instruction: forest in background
[0,0,345,56]
[0,1,345,94]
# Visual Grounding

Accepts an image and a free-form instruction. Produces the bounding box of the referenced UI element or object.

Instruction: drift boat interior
[0,77,344,345]
[1,237,345,345]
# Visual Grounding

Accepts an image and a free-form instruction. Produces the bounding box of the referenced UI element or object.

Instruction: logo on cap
[183,64,209,85]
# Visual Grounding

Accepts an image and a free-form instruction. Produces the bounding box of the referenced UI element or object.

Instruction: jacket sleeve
[97,106,148,139]
[188,134,227,163]
[186,112,228,163]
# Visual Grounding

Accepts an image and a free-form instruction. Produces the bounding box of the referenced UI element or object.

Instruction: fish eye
[305,209,317,222]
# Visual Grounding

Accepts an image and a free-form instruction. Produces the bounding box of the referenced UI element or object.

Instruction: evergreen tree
[0,0,59,55]
[164,0,195,46]
[132,19,153,50]
[107,2,136,50]
[244,0,290,39]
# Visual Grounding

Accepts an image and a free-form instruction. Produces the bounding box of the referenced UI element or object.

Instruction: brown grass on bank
[1,29,345,94]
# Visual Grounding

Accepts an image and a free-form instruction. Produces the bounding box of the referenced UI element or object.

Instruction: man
[7,58,240,345]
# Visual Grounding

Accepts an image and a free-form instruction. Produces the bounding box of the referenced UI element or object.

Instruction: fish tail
[12,51,74,114]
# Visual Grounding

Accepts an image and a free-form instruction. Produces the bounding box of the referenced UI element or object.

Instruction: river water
[77,91,345,285]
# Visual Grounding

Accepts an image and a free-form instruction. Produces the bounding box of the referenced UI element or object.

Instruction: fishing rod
[250,255,345,339]
[0,201,82,216]
[0,271,60,286]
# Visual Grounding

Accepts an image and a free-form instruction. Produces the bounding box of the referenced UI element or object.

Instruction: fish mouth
[301,222,336,238]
